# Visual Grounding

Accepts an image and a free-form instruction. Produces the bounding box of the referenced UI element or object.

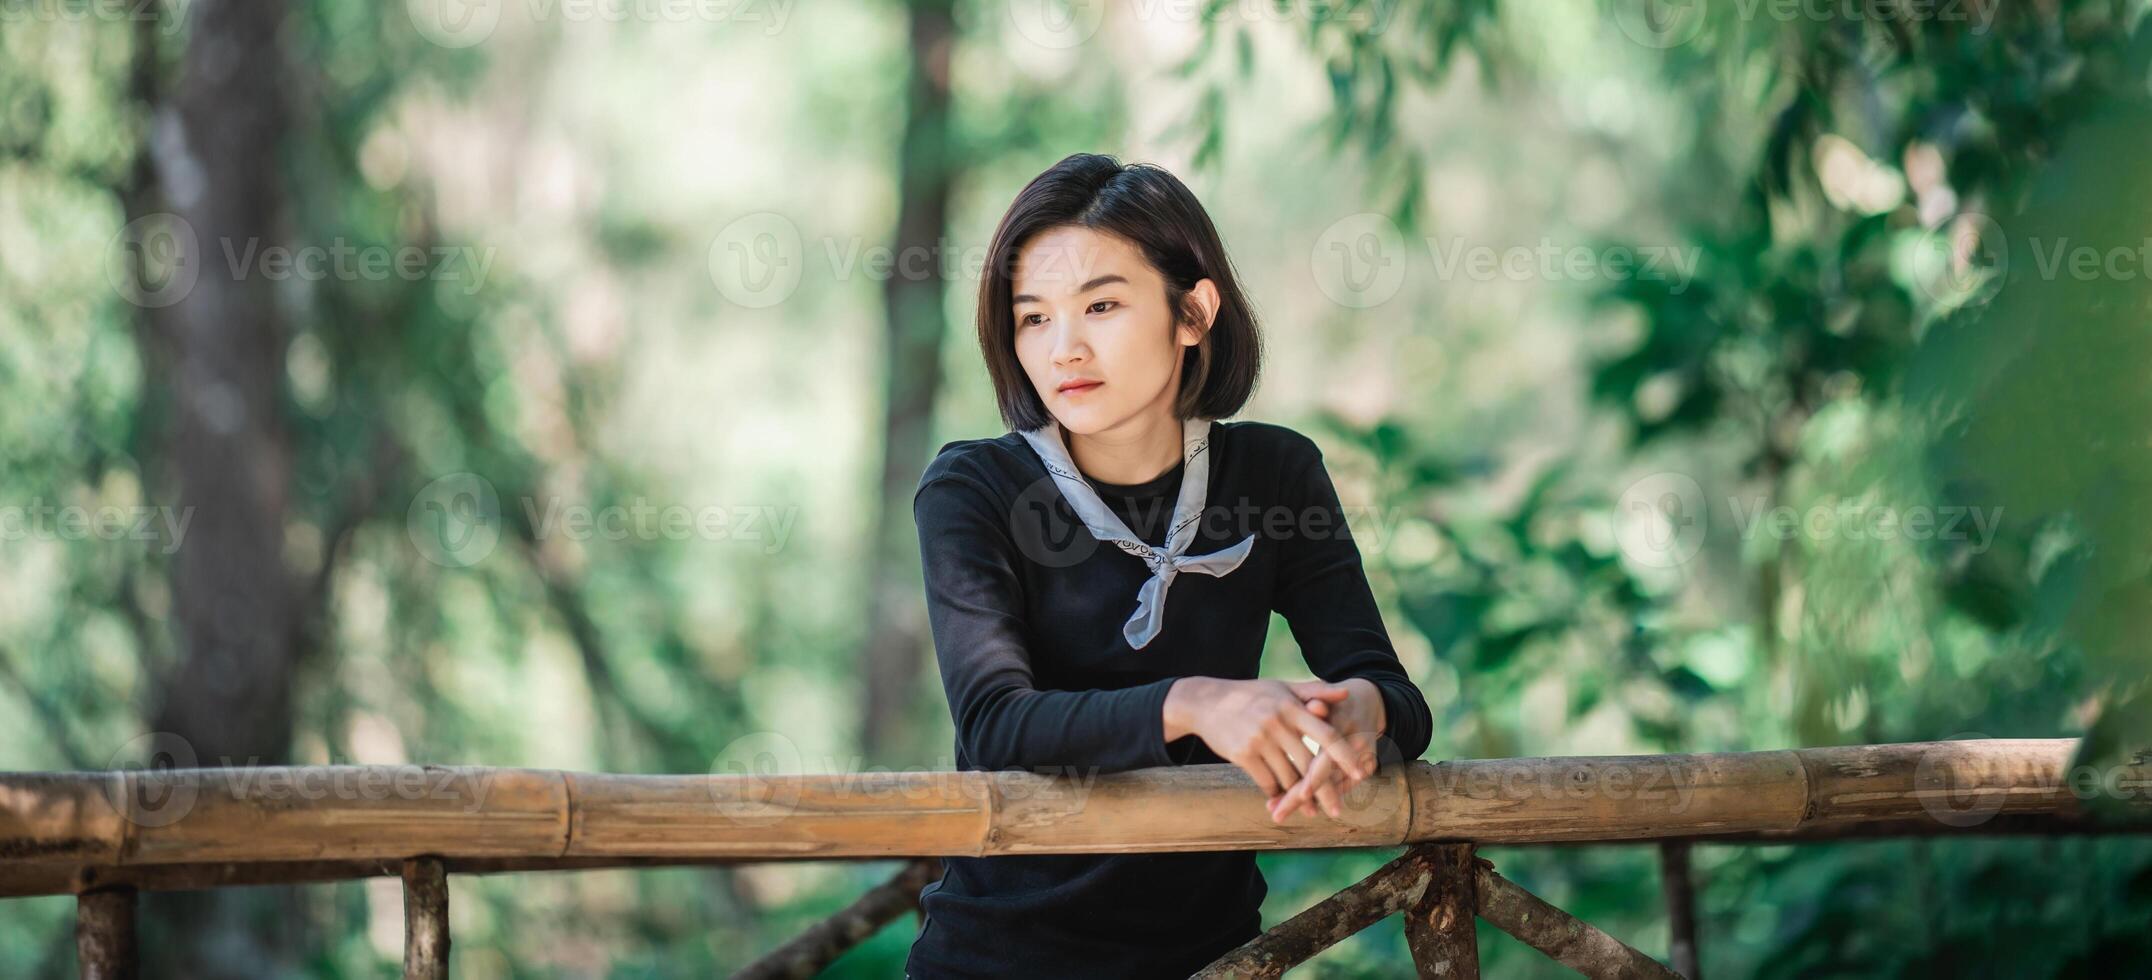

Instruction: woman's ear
[1178,278,1222,346]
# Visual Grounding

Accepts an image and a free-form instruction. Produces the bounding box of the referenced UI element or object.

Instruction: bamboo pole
[402,857,449,979]
[1404,844,1479,979]
[2,855,820,899]
[8,808,2136,900]
[3,772,128,865]
[3,741,2142,877]
[3,804,2140,900]
[74,887,136,980]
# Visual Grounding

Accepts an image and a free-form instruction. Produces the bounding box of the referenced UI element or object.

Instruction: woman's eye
[1018,313,1042,327]
[1088,300,1117,314]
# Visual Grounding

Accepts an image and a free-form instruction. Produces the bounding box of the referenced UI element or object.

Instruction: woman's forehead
[1012,228,1148,295]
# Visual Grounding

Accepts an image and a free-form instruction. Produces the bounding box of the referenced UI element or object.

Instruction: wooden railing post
[1659,841,1700,979]
[1404,844,1478,979]
[75,886,137,980]
[403,857,450,979]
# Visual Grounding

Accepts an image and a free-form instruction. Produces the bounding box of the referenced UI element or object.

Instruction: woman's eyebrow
[1011,274,1128,305]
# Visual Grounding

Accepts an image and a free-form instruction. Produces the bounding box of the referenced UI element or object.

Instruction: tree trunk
[128,0,306,974]
[859,0,958,763]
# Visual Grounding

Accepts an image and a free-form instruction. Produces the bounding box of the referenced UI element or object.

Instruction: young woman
[905,153,1434,979]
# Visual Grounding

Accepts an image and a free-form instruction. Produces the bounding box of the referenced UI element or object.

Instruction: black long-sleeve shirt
[903,418,1434,980]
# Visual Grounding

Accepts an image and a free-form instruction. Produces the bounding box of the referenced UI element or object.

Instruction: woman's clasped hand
[1163,676,1387,823]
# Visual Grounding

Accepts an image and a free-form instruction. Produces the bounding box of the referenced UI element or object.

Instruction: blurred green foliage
[2,0,2149,976]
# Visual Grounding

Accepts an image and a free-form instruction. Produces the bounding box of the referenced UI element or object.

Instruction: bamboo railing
[5,738,2148,978]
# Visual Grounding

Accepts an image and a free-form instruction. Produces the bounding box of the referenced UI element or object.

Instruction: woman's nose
[1050,319,1088,363]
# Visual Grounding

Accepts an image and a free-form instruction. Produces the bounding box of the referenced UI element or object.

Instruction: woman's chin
[1051,404,1108,433]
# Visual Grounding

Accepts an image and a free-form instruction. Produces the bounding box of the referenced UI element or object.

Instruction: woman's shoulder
[915,431,1034,501]
[1217,418,1325,469]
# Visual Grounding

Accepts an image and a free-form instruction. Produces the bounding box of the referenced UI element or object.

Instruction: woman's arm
[1270,439,1435,765]
[914,470,1192,773]
[916,460,1366,796]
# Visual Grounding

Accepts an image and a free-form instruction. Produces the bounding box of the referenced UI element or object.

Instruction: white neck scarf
[1019,415,1257,649]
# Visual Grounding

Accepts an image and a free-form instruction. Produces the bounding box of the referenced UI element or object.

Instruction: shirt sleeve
[1270,441,1435,765]
[914,469,1190,774]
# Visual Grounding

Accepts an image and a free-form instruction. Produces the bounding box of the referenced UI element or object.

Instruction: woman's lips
[1059,381,1103,395]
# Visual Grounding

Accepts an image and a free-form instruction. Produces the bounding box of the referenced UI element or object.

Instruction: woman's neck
[1066,410,1185,487]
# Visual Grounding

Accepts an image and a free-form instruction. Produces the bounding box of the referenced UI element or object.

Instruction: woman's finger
[1314,780,1342,819]
[1284,680,1352,703]
[1269,774,1306,821]
[1271,762,1312,821]
[1276,750,1337,816]
[1269,792,1300,822]
[1356,734,1381,780]
[1272,751,1339,821]
[1278,703,1343,747]
[1238,751,1282,798]
[1278,723,1317,778]
[1257,743,1301,801]
[1282,702,1346,751]
[1285,710,1365,781]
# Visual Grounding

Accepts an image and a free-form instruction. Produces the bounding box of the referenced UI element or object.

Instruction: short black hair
[975,152,1262,432]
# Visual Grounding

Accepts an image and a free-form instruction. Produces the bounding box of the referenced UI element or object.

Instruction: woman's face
[1009,225,1213,436]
